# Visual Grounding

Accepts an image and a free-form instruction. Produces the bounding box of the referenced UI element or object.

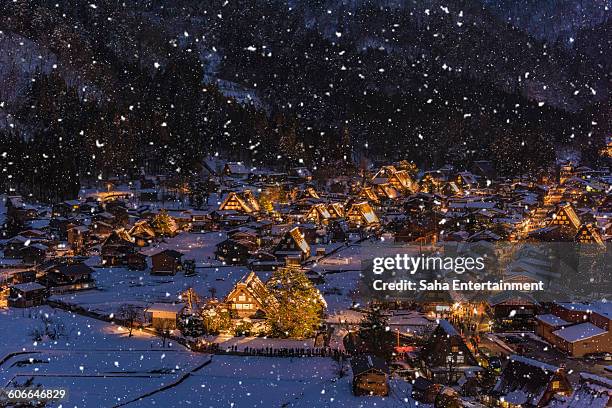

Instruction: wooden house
[223,162,250,178]
[101,229,137,267]
[419,320,478,383]
[151,249,183,275]
[93,211,116,226]
[411,377,438,403]
[274,226,311,261]
[358,187,379,203]
[371,165,414,192]
[68,225,90,252]
[549,202,581,233]
[575,223,605,247]
[329,219,349,242]
[50,217,81,240]
[91,221,114,237]
[215,238,257,265]
[373,183,400,200]
[146,303,185,330]
[3,235,29,258]
[488,355,572,407]
[224,271,272,318]
[6,196,38,224]
[351,354,390,396]
[388,170,414,192]
[455,172,479,189]
[129,221,156,246]
[46,263,95,292]
[19,229,47,239]
[488,291,540,320]
[52,200,81,218]
[347,202,380,229]
[327,202,345,219]
[8,282,48,308]
[305,203,332,225]
[560,373,611,408]
[20,243,49,264]
[219,190,260,213]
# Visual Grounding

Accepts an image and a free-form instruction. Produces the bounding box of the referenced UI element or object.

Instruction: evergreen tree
[358,306,395,360]
[151,209,177,237]
[265,267,326,339]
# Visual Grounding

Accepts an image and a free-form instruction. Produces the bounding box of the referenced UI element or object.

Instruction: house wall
[152,255,179,274]
[227,287,264,317]
[536,322,560,344]
[353,372,389,396]
[151,316,177,330]
[550,331,612,357]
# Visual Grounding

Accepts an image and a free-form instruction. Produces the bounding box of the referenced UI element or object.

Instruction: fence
[190,342,347,358]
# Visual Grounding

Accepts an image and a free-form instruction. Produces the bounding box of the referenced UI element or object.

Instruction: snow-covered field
[51,263,253,316]
[127,355,413,408]
[51,232,257,316]
[0,306,210,407]
[0,307,413,408]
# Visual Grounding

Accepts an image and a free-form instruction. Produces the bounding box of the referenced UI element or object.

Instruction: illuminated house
[489,355,571,408]
[146,303,185,330]
[347,202,380,228]
[559,163,575,184]
[388,170,414,191]
[224,271,272,318]
[305,203,332,225]
[129,221,156,246]
[274,226,311,260]
[358,187,379,203]
[549,203,581,233]
[373,183,400,200]
[219,190,260,213]
[575,223,605,247]
[419,320,478,383]
[327,202,345,219]
[371,165,416,193]
[351,354,390,396]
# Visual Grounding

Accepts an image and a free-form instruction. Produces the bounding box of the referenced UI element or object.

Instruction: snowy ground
[51,232,256,316]
[0,307,414,408]
[51,263,254,316]
[127,355,413,408]
[0,306,209,408]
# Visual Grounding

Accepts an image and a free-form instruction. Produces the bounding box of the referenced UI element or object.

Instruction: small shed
[146,303,185,330]
[351,354,390,396]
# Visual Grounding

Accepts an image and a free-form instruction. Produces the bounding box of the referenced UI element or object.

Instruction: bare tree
[117,304,143,337]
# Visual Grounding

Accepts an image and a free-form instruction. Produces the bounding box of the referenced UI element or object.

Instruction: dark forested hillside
[0,0,609,200]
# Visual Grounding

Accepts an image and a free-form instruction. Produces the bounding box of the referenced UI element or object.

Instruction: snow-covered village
[0,0,611,407]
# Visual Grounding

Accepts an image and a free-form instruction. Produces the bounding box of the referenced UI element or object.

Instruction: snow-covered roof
[437,319,459,336]
[11,282,46,292]
[509,355,559,372]
[146,303,185,314]
[553,322,607,343]
[536,314,569,327]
